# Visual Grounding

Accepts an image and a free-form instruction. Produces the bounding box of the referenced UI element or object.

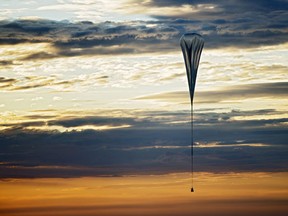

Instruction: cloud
[0,76,51,91]
[146,0,288,11]
[0,77,17,89]
[48,116,138,128]
[135,82,288,104]
[0,19,180,60]
[144,0,288,20]
[0,74,109,92]
[131,0,288,48]
[0,107,287,177]
[20,51,58,60]
[0,11,287,62]
[0,60,14,66]
[53,96,62,101]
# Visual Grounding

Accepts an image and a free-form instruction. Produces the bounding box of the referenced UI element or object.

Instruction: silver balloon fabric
[180,33,204,103]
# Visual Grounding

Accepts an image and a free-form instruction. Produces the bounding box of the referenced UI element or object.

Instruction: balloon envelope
[180,33,204,103]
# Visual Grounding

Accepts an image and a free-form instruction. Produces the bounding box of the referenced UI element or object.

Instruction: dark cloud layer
[148,0,288,11]
[1,0,288,62]
[0,108,287,178]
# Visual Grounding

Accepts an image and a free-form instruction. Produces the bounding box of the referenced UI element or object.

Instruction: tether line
[190,102,194,192]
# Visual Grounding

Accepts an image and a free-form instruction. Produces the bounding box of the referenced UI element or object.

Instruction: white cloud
[53,96,62,101]
[32,97,43,101]
[35,0,150,22]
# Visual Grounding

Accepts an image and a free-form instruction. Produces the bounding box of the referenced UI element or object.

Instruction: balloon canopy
[180,33,204,103]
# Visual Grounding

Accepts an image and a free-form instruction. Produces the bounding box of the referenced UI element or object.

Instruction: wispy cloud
[0,74,110,92]
[135,82,288,104]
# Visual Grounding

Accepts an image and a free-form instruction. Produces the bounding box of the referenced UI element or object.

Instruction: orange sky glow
[1,172,287,216]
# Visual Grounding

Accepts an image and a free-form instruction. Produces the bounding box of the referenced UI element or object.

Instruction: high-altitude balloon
[180,33,204,103]
[180,33,204,192]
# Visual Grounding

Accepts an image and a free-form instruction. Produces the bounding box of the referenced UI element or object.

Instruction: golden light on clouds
[0,43,53,63]
[25,124,132,132]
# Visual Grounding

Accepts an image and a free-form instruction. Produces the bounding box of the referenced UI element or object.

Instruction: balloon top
[179,32,204,100]
[180,33,204,44]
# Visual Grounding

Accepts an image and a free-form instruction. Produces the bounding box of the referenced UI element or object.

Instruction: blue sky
[0,0,287,178]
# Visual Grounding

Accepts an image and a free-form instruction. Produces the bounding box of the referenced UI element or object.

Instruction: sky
[1,172,287,216]
[0,0,288,215]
